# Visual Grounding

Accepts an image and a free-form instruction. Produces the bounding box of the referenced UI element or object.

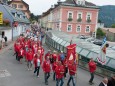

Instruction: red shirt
[18,49,25,57]
[26,51,34,61]
[55,65,64,79]
[88,61,96,73]
[52,62,58,72]
[68,64,76,75]
[42,60,51,73]
[45,52,51,60]
[52,54,58,61]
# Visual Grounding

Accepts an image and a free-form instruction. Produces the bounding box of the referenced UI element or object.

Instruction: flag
[97,37,107,65]
[66,44,76,64]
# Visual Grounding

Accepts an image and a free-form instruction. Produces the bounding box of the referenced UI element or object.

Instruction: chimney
[57,0,62,5]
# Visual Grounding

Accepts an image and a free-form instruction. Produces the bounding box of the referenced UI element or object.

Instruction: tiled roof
[3,5,30,23]
[85,1,96,6]
[103,28,115,33]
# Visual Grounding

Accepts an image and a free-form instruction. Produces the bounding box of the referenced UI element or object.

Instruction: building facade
[8,0,30,19]
[41,0,99,36]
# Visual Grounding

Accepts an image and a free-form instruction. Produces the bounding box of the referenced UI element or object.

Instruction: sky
[23,0,115,15]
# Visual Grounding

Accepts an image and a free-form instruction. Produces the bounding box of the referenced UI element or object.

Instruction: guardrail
[45,33,115,77]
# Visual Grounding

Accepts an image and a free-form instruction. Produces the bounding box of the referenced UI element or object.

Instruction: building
[0,3,30,41]
[102,28,115,42]
[8,0,30,19]
[40,0,99,37]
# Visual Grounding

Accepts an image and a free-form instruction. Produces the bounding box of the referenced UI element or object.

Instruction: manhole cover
[0,70,11,78]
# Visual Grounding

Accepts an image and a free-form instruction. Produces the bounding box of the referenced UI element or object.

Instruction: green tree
[111,24,115,28]
[96,28,106,38]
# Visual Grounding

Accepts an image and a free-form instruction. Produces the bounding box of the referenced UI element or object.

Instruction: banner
[66,44,76,64]
[97,37,107,65]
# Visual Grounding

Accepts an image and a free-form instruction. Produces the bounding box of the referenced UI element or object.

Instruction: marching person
[26,48,34,70]
[59,51,65,64]
[42,56,51,85]
[33,54,41,77]
[45,50,51,60]
[64,58,68,79]
[18,47,25,63]
[67,62,77,86]
[99,77,108,86]
[88,58,97,85]
[55,61,65,86]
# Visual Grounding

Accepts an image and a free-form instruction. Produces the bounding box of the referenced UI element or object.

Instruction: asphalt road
[0,42,103,86]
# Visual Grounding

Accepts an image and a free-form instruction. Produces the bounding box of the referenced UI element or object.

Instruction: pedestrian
[59,51,65,64]
[67,62,77,86]
[55,61,65,86]
[64,59,68,79]
[18,47,25,63]
[33,54,41,77]
[107,75,115,86]
[42,56,51,85]
[88,58,97,85]
[99,77,108,86]
[26,49,34,70]
[52,59,58,81]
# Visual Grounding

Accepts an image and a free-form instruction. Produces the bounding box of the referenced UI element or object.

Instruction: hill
[99,5,115,27]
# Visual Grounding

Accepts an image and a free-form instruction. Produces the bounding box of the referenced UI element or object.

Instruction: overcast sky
[23,0,115,15]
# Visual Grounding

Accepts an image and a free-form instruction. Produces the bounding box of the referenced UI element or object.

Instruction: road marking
[0,70,11,78]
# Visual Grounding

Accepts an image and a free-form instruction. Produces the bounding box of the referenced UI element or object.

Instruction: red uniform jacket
[26,51,34,61]
[42,60,51,73]
[45,52,51,60]
[52,62,58,72]
[52,54,58,61]
[18,48,25,57]
[33,58,40,67]
[55,65,65,79]
[17,44,22,54]
[68,64,76,75]
[88,61,96,73]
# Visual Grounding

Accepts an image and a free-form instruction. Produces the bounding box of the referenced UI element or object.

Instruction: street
[0,42,103,86]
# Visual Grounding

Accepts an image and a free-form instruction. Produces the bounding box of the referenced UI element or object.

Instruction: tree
[111,24,115,28]
[96,28,106,38]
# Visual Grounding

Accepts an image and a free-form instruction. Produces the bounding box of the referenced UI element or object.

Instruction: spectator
[108,75,115,86]
[99,77,108,86]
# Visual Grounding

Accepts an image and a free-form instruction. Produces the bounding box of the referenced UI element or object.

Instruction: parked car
[85,37,95,43]
[93,40,103,46]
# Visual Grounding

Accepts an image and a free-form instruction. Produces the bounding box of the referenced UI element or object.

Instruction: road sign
[0,12,3,24]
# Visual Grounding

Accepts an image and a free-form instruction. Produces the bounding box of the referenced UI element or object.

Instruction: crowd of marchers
[13,27,115,86]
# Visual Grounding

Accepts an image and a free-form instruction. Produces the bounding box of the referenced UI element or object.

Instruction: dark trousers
[67,75,76,86]
[44,72,50,84]
[89,72,94,83]
[64,67,68,78]
[56,78,64,86]
[16,52,18,61]
[34,66,40,76]
[53,72,55,80]
[27,61,32,69]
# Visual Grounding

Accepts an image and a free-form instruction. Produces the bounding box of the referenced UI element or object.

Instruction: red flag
[66,44,76,64]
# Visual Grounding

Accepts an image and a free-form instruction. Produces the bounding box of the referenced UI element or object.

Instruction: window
[76,25,81,32]
[85,26,90,33]
[12,13,16,17]
[77,12,82,22]
[68,11,73,18]
[67,24,72,32]
[12,4,17,8]
[86,13,92,20]
[18,5,23,8]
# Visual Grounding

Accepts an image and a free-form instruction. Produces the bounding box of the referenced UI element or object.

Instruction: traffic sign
[0,12,3,24]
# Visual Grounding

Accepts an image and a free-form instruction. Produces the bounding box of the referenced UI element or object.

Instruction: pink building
[42,0,99,36]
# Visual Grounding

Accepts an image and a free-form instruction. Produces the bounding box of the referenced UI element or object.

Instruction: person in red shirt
[55,61,65,86]
[67,62,77,86]
[17,43,23,61]
[45,50,51,60]
[33,54,41,77]
[18,47,25,63]
[88,58,97,85]
[52,59,58,81]
[42,56,51,85]
[64,59,68,79]
[52,51,59,63]
[26,49,34,70]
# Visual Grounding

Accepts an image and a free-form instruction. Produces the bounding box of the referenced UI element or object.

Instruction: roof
[3,4,30,23]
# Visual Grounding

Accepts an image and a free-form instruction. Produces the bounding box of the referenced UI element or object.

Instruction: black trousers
[89,72,94,83]
[34,66,40,76]
[44,72,50,84]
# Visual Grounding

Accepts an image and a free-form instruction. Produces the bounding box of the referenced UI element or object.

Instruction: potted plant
[87,19,91,23]
[68,17,73,22]
[77,17,82,22]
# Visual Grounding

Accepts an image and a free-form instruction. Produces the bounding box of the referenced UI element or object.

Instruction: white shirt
[102,82,107,86]
[37,59,40,66]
